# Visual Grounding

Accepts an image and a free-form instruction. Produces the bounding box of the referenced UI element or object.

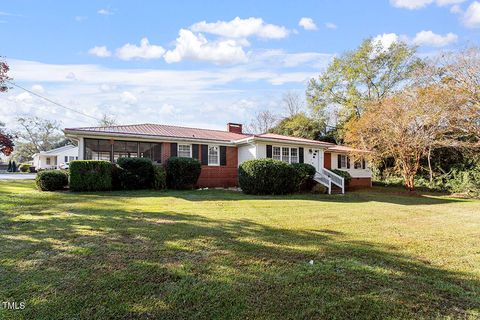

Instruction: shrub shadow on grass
[1,205,479,319]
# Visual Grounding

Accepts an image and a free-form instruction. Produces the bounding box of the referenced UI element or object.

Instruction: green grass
[0,181,479,319]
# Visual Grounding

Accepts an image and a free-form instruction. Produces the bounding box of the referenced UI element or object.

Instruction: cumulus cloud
[88,46,112,57]
[298,17,317,31]
[463,1,480,27]
[10,92,33,103]
[116,38,165,60]
[75,16,87,22]
[163,29,248,64]
[412,30,457,47]
[372,33,400,49]
[325,22,337,29]
[31,84,44,93]
[120,91,137,104]
[390,0,465,9]
[97,9,113,15]
[190,17,289,39]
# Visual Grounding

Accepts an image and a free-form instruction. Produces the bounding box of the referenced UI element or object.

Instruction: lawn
[0,181,479,319]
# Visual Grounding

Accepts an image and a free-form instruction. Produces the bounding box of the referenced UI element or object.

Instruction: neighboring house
[32,145,79,170]
[64,123,372,193]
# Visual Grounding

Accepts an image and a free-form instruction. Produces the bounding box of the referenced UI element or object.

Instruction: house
[64,123,372,193]
[32,145,79,170]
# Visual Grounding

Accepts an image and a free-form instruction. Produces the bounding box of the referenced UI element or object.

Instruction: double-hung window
[272,146,281,161]
[339,155,348,169]
[272,146,299,164]
[281,147,290,163]
[178,144,192,158]
[290,148,298,163]
[208,146,219,166]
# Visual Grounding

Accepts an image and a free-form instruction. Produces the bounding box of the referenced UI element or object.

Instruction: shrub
[166,157,201,189]
[111,163,124,191]
[238,158,298,195]
[153,165,167,190]
[332,169,352,185]
[291,163,316,191]
[36,170,68,191]
[116,157,154,190]
[19,163,30,172]
[69,160,112,192]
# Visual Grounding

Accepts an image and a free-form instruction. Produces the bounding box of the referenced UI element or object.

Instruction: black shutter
[362,159,366,169]
[266,145,272,158]
[347,156,351,169]
[299,148,304,163]
[337,155,341,168]
[192,144,199,160]
[220,146,227,166]
[65,156,68,162]
[201,145,208,165]
[170,143,177,157]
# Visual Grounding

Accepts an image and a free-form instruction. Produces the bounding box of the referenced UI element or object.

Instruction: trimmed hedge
[167,157,201,189]
[291,163,316,190]
[238,158,298,195]
[153,165,167,190]
[116,157,154,190]
[332,169,352,185]
[69,160,112,191]
[19,163,30,173]
[36,170,68,191]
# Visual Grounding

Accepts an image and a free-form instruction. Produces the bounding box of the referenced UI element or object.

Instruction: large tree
[345,84,463,191]
[246,110,278,134]
[0,122,14,156]
[0,57,11,92]
[270,113,326,140]
[282,91,304,117]
[307,39,421,129]
[13,117,64,161]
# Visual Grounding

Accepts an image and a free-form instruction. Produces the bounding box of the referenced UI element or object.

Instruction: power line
[6,80,101,122]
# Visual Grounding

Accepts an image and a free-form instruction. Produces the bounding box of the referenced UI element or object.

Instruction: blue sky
[1,0,479,129]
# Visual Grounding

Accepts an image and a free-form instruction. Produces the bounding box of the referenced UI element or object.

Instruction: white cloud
[298,17,317,31]
[159,103,175,114]
[88,46,112,58]
[120,91,137,104]
[450,4,463,13]
[412,30,457,47]
[164,29,248,64]
[97,9,113,16]
[390,0,465,9]
[372,33,400,49]
[116,38,165,60]
[10,92,32,103]
[66,72,77,80]
[190,17,289,39]
[463,1,480,27]
[75,16,87,22]
[31,84,44,93]
[325,22,337,29]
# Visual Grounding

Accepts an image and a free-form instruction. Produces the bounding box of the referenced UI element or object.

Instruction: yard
[0,180,479,319]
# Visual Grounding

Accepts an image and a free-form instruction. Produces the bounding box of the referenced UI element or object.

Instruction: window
[113,140,138,161]
[208,146,219,165]
[139,142,162,163]
[69,156,75,162]
[354,160,362,169]
[64,156,68,163]
[84,139,162,163]
[281,147,289,163]
[272,146,281,160]
[46,157,51,165]
[178,144,192,158]
[290,148,298,163]
[339,155,350,169]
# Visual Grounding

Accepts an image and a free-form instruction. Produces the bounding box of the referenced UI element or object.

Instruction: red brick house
[64,122,372,193]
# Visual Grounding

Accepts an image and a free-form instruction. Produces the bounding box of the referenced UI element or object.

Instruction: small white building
[32,145,79,170]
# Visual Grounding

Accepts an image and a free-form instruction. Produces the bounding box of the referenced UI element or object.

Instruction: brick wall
[347,177,372,190]
[161,142,171,163]
[197,146,238,188]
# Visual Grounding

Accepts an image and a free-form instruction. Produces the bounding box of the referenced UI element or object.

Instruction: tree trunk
[427,147,433,183]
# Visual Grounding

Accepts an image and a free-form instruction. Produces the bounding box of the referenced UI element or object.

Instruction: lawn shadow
[1,203,479,319]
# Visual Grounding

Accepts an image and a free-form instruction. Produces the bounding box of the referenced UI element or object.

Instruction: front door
[308,149,321,172]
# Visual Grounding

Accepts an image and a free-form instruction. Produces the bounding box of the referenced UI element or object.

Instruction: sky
[1,0,479,131]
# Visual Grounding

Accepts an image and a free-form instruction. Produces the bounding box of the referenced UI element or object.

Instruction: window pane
[139,142,152,159]
[340,155,347,168]
[152,144,162,163]
[178,144,191,158]
[208,146,219,165]
[98,140,112,161]
[272,147,281,160]
[84,139,97,160]
[281,147,289,163]
[290,148,298,163]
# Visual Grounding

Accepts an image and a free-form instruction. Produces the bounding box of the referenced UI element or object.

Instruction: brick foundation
[347,177,372,190]
[197,146,238,187]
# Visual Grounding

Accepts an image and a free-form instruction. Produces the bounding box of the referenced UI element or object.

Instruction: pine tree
[11,161,17,172]
[7,160,11,172]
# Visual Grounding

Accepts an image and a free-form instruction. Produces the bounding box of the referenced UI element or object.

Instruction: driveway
[0,173,37,180]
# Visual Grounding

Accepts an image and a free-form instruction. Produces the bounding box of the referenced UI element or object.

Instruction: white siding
[238,143,257,165]
[330,152,372,178]
[78,137,84,160]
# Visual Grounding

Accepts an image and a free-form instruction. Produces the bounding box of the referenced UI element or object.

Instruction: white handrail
[321,168,345,194]
[313,172,331,194]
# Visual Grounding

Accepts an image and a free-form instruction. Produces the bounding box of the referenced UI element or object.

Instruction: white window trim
[339,155,348,169]
[208,145,220,166]
[272,145,299,164]
[177,144,192,158]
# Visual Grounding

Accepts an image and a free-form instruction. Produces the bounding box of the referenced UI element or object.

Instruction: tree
[307,39,421,129]
[282,91,304,117]
[270,113,326,140]
[0,122,14,156]
[13,117,64,161]
[98,114,118,127]
[246,110,278,134]
[345,84,462,191]
[0,57,12,93]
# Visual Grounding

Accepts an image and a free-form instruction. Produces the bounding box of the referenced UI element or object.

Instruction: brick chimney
[227,123,243,134]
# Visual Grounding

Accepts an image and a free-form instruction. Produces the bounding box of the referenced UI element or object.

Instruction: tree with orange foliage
[0,58,14,156]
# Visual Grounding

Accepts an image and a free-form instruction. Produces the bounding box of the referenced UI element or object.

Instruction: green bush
[111,163,124,191]
[291,163,316,191]
[116,157,154,190]
[332,169,352,185]
[153,165,167,190]
[69,160,112,192]
[238,158,298,195]
[19,163,30,172]
[446,167,480,198]
[36,170,68,191]
[166,157,201,189]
